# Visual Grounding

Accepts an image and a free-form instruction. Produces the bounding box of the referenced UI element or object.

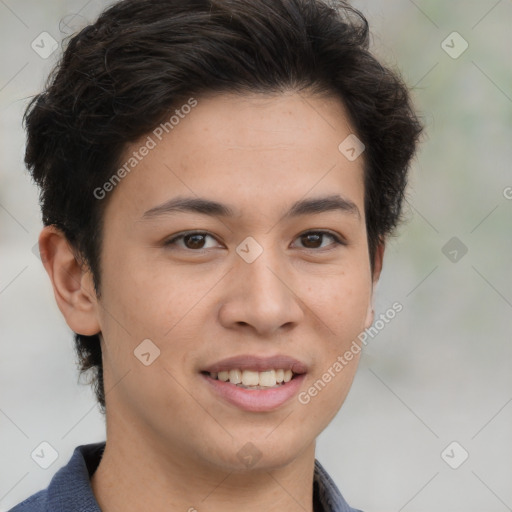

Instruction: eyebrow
[141,194,361,221]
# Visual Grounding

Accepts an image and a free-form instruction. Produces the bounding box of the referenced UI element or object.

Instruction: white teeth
[208,368,297,388]
[259,370,276,387]
[242,370,259,386]
[228,369,242,384]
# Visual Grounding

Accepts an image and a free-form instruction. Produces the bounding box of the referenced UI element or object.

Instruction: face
[92,91,381,471]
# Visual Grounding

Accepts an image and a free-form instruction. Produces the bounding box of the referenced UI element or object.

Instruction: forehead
[104,91,365,224]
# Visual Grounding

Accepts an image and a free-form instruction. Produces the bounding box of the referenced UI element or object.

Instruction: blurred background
[1,1,511,511]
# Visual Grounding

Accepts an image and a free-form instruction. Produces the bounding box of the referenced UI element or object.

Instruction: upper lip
[201,354,308,375]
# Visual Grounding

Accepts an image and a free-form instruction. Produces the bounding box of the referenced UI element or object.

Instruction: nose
[217,246,304,337]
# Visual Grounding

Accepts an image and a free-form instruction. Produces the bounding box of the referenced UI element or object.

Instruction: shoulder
[7,490,47,512]
[7,442,105,512]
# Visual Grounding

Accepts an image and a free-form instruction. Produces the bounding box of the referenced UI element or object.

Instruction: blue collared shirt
[9,442,362,512]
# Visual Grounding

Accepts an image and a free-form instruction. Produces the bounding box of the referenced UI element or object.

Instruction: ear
[371,239,385,285]
[38,226,101,336]
[364,239,385,329]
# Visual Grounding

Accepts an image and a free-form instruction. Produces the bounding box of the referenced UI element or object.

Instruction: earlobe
[364,240,385,330]
[372,240,385,285]
[364,302,375,331]
[38,226,101,336]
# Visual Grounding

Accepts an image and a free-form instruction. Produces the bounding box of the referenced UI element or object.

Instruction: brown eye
[294,231,344,250]
[301,233,323,248]
[164,231,221,251]
[183,233,207,249]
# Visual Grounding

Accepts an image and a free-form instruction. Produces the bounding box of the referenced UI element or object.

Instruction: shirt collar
[313,458,362,512]
[39,442,360,512]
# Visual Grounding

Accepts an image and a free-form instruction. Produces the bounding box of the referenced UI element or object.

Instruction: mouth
[200,368,300,390]
[200,354,308,412]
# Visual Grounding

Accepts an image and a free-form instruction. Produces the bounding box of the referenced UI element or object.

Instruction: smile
[204,368,295,389]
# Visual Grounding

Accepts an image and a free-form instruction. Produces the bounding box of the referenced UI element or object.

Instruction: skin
[40,91,384,512]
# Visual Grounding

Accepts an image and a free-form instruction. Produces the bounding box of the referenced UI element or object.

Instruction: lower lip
[201,373,306,412]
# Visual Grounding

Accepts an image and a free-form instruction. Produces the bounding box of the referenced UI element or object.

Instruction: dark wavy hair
[24,0,422,412]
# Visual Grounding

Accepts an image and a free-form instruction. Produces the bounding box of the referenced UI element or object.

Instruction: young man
[10,0,422,510]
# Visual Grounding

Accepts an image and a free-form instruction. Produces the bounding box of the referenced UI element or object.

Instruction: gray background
[1,1,511,511]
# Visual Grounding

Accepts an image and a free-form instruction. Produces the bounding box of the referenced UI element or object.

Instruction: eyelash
[163,230,346,252]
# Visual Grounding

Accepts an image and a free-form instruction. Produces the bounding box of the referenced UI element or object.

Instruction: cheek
[97,251,223,385]
[298,279,369,426]
[298,264,371,405]
[99,248,186,333]
[304,267,372,342]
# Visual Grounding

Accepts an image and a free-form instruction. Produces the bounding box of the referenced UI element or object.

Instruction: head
[26,0,421,470]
